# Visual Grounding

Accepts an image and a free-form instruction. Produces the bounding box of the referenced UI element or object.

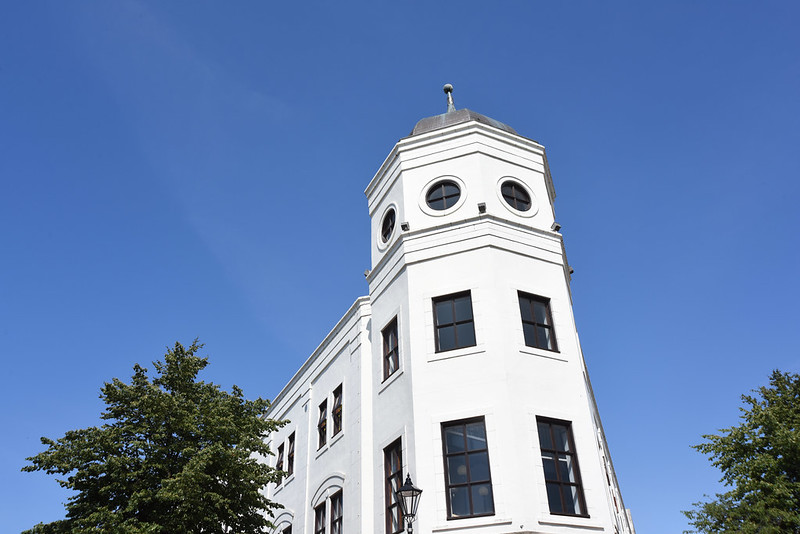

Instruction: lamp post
[395,474,423,534]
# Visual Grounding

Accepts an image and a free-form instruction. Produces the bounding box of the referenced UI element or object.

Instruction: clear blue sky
[1,2,798,532]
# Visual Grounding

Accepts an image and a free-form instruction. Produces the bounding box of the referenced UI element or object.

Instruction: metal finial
[443,84,455,112]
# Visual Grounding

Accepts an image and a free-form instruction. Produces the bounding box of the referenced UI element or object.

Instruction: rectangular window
[433,291,476,352]
[330,490,343,534]
[518,292,557,351]
[318,400,328,449]
[537,417,587,516]
[287,432,295,476]
[276,442,285,473]
[314,502,326,534]
[332,385,343,436]
[384,438,404,534]
[441,417,494,519]
[382,318,399,380]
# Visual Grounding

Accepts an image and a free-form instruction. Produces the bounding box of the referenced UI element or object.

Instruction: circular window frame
[496,177,538,218]
[377,204,399,251]
[419,176,467,217]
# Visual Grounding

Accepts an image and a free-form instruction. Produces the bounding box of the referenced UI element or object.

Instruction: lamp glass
[395,474,422,519]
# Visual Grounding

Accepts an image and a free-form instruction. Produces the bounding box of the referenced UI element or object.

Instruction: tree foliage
[684,370,800,533]
[23,340,285,534]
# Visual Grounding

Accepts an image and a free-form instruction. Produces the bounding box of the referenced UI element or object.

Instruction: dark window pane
[563,487,577,514]
[533,301,548,324]
[546,483,563,514]
[449,487,470,517]
[554,425,570,451]
[444,426,465,453]
[501,181,531,211]
[566,486,583,515]
[435,301,453,325]
[382,209,396,242]
[454,296,473,321]
[447,455,468,484]
[470,483,495,515]
[386,355,397,375]
[536,326,552,349]
[468,451,491,481]
[542,453,558,480]
[437,326,456,351]
[455,323,476,347]
[465,422,487,450]
[523,323,537,347]
[538,422,553,449]
[519,297,533,321]
[558,454,576,483]
[427,181,461,210]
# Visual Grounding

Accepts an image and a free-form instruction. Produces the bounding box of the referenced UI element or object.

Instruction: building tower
[264,87,634,534]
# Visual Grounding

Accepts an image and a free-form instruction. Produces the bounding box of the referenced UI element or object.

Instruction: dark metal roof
[410,108,517,137]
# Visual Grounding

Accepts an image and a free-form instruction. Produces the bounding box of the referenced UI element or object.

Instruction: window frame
[433,291,477,353]
[314,502,326,534]
[287,432,295,476]
[441,416,495,520]
[384,438,404,534]
[426,180,461,211]
[382,318,399,381]
[332,385,343,437]
[330,490,343,534]
[276,442,284,473]
[381,208,396,243]
[536,417,588,517]
[518,292,558,352]
[318,400,328,449]
[500,180,532,211]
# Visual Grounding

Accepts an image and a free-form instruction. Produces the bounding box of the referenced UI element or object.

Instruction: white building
[264,87,634,534]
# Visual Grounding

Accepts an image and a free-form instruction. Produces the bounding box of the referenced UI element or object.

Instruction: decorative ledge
[432,517,512,532]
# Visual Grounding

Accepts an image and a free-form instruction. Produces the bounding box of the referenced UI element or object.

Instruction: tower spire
[443,83,456,112]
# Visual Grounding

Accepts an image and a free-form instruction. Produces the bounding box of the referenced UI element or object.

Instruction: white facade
[265,101,634,534]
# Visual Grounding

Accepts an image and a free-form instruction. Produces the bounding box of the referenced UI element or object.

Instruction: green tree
[23,340,285,534]
[684,370,800,533]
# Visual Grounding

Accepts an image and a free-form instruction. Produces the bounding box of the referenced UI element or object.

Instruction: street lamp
[395,474,423,534]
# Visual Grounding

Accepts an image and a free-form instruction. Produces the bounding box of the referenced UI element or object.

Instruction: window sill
[316,429,345,460]
[433,517,512,532]
[538,515,602,531]
[379,368,404,394]
[273,473,295,495]
[519,346,568,362]
[429,344,486,363]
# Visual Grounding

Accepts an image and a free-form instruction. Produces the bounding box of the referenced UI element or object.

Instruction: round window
[500,180,531,211]
[426,180,461,211]
[381,208,396,243]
